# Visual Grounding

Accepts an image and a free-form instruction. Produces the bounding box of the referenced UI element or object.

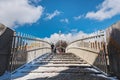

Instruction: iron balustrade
[9,32,51,72]
[66,31,109,73]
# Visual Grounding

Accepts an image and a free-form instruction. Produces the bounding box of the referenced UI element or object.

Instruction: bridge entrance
[0,22,120,79]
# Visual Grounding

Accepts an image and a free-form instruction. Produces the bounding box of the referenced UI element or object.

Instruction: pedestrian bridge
[0,21,120,80]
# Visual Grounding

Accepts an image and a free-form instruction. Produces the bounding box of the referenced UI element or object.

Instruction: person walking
[54,47,56,53]
[51,43,54,53]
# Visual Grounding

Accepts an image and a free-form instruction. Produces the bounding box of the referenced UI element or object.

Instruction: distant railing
[9,32,51,72]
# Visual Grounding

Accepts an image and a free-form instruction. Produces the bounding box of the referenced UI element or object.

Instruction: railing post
[0,24,14,75]
[106,21,120,78]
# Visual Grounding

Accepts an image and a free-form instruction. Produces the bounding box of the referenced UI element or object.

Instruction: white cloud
[70,29,78,33]
[44,31,87,44]
[60,18,69,23]
[45,10,61,20]
[32,0,42,3]
[86,0,120,21]
[0,0,43,28]
[44,30,105,44]
[73,15,82,20]
[28,0,42,5]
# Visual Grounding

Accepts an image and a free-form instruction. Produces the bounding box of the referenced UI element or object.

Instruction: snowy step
[38,61,86,63]
[19,67,101,74]
[11,53,116,80]
[29,65,93,68]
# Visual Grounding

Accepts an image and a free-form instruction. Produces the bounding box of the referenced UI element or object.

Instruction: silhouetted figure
[51,43,54,53]
[54,47,56,53]
[61,47,64,52]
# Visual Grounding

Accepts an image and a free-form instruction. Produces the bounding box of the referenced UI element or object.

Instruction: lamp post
[59,30,62,53]
[59,30,62,45]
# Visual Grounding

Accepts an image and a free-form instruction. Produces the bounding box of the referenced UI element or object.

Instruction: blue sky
[0,0,120,38]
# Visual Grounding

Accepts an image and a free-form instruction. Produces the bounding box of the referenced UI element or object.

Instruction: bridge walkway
[11,53,114,80]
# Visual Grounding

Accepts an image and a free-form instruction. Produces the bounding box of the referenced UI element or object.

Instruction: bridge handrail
[68,33,105,46]
[14,34,51,45]
[10,32,51,72]
[66,47,99,54]
[66,31,108,73]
